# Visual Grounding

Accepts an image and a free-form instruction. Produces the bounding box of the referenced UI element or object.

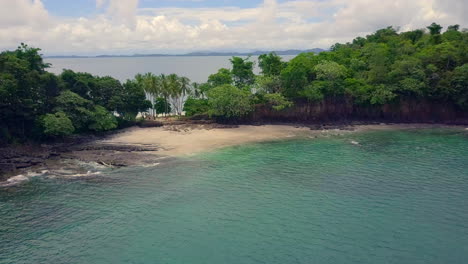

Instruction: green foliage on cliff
[207,85,253,118]
[262,93,293,111]
[280,23,468,108]
[185,22,467,120]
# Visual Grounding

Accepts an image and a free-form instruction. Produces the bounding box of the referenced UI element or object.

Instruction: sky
[0,0,467,55]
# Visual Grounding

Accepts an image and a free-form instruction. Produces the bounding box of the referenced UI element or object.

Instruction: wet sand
[102,125,316,156]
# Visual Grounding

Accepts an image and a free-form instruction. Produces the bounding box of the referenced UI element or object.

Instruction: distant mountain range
[44,48,325,58]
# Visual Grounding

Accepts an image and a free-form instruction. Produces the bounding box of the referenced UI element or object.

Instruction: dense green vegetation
[184,23,468,119]
[1,23,467,143]
[0,44,151,143]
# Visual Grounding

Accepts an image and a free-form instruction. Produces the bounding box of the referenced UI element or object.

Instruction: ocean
[1,128,468,264]
[45,55,296,83]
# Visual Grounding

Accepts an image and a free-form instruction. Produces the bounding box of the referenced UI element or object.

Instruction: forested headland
[1,22,467,145]
[183,22,468,123]
[0,44,185,144]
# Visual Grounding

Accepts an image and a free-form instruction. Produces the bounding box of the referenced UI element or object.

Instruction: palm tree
[135,73,192,117]
[179,76,191,115]
[168,74,182,115]
[159,74,171,116]
[135,73,160,119]
[147,73,161,118]
[191,82,207,99]
[135,73,150,118]
[191,82,200,98]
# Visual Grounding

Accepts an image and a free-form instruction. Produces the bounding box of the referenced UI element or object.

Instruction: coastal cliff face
[251,97,468,124]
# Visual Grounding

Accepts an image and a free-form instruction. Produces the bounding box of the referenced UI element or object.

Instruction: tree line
[1,22,467,143]
[0,44,155,142]
[183,22,468,119]
[0,43,201,143]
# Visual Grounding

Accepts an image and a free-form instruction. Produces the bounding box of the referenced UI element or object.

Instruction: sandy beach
[0,123,355,183]
[101,125,316,156]
[100,123,466,157]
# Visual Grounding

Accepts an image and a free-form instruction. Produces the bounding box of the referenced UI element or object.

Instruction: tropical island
[1,22,467,180]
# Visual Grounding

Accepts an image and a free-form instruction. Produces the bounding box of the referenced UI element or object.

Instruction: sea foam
[0,170,48,187]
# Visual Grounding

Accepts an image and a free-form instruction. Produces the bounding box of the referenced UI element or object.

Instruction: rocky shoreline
[0,136,151,182]
[0,119,238,182]
[1,120,464,183]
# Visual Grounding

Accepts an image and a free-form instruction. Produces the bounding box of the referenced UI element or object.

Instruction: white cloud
[107,0,139,26]
[0,0,466,55]
[96,0,106,8]
[94,0,139,26]
[0,0,49,27]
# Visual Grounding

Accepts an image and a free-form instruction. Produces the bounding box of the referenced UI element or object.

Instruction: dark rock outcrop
[138,120,164,128]
[250,97,468,125]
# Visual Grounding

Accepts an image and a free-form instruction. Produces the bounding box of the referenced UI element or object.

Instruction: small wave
[3,175,29,186]
[350,140,360,145]
[0,170,49,187]
[141,162,160,168]
[47,170,102,178]
[71,160,109,170]
[68,171,102,177]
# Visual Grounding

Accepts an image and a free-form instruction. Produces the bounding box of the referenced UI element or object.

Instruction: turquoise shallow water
[1,128,468,264]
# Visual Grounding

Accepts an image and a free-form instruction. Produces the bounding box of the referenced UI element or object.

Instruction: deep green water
[1,129,468,264]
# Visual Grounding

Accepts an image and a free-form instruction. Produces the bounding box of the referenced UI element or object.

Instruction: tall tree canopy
[0,45,151,143]
[184,22,468,120]
[230,57,255,88]
[258,52,286,76]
